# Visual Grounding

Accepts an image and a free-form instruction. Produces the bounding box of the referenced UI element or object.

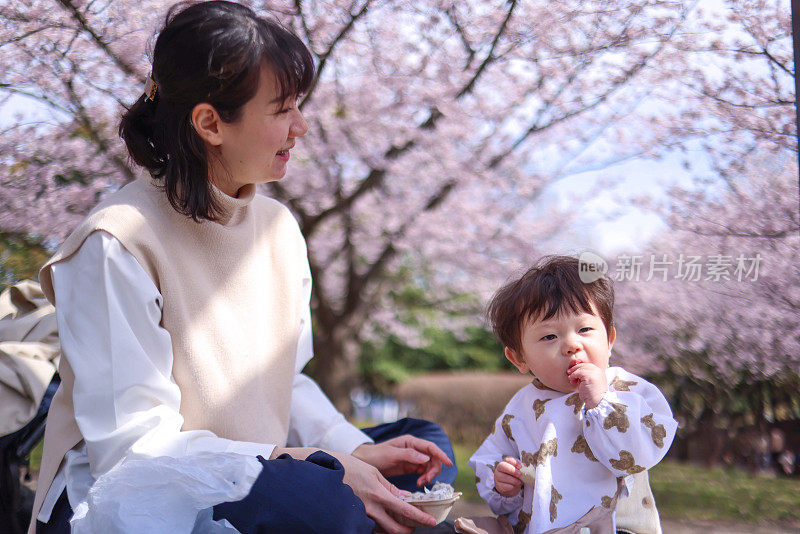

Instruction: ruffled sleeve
[583,368,677,478]
[468,410,525,517]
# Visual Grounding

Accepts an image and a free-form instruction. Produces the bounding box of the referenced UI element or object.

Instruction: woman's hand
[332,451,437,534]
[270,446,437,534]
[352,435,453,487]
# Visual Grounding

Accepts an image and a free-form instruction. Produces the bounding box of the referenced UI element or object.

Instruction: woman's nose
[290,109,309,138]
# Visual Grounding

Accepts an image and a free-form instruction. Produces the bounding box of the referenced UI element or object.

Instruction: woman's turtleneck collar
[210,182,256,226]
[143,177,256,226]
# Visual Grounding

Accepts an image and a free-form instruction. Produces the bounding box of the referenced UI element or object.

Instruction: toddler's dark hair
[119,1,314,221]
[487,255,614,353]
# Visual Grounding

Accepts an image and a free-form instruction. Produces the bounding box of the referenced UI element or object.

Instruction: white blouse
[38,231,372,522]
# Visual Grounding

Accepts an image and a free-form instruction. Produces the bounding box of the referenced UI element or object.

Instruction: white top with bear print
[468,366,677,534]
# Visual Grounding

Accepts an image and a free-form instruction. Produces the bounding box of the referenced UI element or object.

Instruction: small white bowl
[396,492,462,527]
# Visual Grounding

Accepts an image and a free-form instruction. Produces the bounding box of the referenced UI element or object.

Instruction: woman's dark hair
[119,0,314,221]
[487,255,615,353]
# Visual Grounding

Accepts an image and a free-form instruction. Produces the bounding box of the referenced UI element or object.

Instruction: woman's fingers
[405,435,453,465]
[361,436,450,484]
[416,460,441,486]
[385,435,453,466]
[387,435,451,485]
[379,486,437,529]
[366,477,436,533]
[337,451,436,533]
[388,445,441,486]
[391,444,431,465]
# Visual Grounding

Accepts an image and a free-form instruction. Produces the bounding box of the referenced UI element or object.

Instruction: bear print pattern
[502,413,516,441]
[641,413,667,448]
[550,485,562,522]
[609,376,637,391]
[609,450,645,474]
[532,398,551,420]
[526,437,558,466]
[565,393,584,414]
[531,377,551,390]
[570,434,598,462]
[603,401,630,433]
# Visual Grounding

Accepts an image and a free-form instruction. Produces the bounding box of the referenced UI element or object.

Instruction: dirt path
[451,500,800,534]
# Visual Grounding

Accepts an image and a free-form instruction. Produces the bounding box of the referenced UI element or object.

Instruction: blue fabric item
[35,418,457,533]
[213,452,374,534]
[34,489,70,534]
[361,417,458,492]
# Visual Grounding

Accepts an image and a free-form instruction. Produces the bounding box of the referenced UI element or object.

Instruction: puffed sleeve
[582,368,677,478]
[468,409,524,517]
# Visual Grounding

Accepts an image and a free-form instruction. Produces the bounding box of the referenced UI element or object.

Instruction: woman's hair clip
[144,73,159,102]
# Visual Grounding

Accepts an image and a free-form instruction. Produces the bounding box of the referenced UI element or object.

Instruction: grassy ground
[453,443,481,502]
[649,461,800,525]
[453,443,800,526]
[29,440,42,472]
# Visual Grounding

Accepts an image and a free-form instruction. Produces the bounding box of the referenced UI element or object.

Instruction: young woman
[30,2,455,533]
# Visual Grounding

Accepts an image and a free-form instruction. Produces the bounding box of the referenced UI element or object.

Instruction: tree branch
[62,77,135,181]
[0,23,70,48]
[292,0,314,49]
[455,0,517,99]
[680,227,799,239]
[699,89,794,109]
[55,0,141,79]
[299,0,371,111]
[759,44,795,78]
[0,83,72,116]
[342,180,456,317]
[487,23,680,168]
[302,0,516,236]
[444,5,476,69]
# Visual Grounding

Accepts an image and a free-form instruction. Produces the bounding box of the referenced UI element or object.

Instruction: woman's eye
[541,334,556,341]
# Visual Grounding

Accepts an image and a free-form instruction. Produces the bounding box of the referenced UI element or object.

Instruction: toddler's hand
[494,457,523,498]
[566,361,607,409]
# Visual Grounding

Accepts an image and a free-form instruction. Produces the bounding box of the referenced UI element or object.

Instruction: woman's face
[213,65,308,196]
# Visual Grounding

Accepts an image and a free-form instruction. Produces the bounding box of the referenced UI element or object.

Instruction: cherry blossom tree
[612,147,798,454]
[1,0,787,403]
[610,0,796,443]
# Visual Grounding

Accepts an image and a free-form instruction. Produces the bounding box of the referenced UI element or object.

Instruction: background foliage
[0,0,796,428]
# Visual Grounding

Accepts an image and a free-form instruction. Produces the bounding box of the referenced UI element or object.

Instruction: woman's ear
[504,346,529,374]
[191,103,224,146]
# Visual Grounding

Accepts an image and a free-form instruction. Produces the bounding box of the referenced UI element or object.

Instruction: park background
[1,0,798,530]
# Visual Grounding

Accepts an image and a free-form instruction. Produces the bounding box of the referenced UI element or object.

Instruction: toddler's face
[505,306,615,393]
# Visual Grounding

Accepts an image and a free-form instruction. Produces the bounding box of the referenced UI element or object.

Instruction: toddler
[469,256,677,534]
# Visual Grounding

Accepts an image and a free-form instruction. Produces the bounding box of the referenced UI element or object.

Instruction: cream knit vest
[30,178,307,529]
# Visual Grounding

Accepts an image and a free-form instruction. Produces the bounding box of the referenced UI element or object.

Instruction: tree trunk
[308,326,362,414]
